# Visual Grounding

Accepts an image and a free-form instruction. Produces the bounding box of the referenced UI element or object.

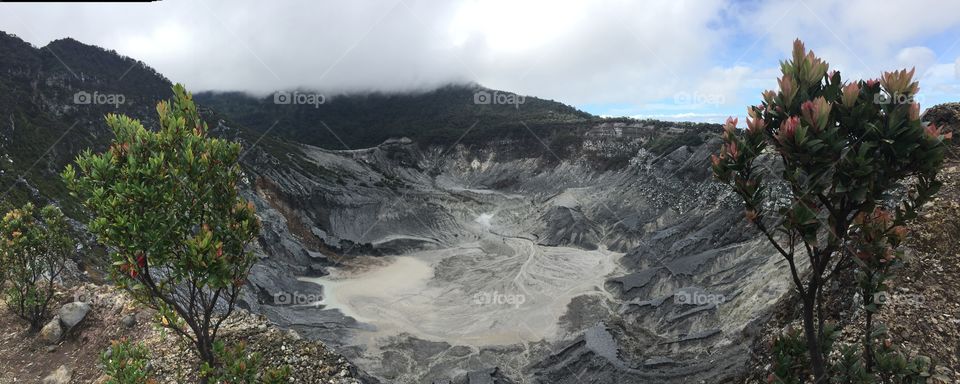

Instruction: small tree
[0,203,74,331]
[63,84,260,382]
[712,40,949,382]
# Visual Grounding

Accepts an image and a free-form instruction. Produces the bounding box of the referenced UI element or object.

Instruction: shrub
[201,341,290,384]
[712,39,949,382]
[101,338,156,384]
[0,203,74,331]
[63,84,260,382]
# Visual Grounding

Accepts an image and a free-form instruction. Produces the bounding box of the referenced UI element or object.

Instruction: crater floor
[304,215,624,348]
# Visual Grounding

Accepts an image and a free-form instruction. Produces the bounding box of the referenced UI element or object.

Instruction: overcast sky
[2,0,960,123]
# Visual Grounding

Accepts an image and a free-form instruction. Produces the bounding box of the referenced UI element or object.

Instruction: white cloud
[629,112,732,124]
[737,0,960,79]
[896,46,936,75]
[0,0,729,107]
[0,0,958,117]
[695,66,754,106]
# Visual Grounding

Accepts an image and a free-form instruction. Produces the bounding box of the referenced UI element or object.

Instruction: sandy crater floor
[304,231,623,347]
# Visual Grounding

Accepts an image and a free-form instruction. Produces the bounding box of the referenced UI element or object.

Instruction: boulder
[57,301,91,330]
[121,314,137,328]
[306,263,328,277]
[39,316,63,344]
[42,365,72,384]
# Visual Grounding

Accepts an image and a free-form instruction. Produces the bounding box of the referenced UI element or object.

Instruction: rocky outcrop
[923,103,960,161]
[39,301,91,345]
[57,301,91,330]
[923,102,960,139]
[42,365,72,384]
[40,318,63,345]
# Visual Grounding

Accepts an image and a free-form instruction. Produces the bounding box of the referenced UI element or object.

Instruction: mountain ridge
[0,30,716,213]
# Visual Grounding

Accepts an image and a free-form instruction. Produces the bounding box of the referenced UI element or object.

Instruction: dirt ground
[0,283,370,384]
[0,286,150,383]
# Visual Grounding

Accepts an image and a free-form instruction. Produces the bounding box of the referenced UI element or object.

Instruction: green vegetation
[100,338,156,384]
[63,84,264,382]
[645,130,706,155]
[712,39,949,382]
[771,324,931,383]
[99,337,290,384]
[202,341,291,384]
[194,85,593,150]
[0,33,174,219]
[0,202,74,331]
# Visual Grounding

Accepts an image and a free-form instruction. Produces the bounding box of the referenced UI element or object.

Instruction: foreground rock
[57,302,91,330]
[40,316,64,345]
[39,301,91,345]
[42,365,72,384]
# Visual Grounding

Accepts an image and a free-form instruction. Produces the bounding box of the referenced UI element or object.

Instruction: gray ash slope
[226,119,794,383]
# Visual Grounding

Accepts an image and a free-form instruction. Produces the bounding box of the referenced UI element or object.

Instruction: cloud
[628,112,733,124]
[1,0,959,118]
[896,46,937,74]
[0,0,730,104]
[736,0,960,77]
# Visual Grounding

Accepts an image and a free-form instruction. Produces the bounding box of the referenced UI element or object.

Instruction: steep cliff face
[232,126,793,383]
[0,32,172,218]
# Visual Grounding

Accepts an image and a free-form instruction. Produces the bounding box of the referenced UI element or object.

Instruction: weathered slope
[232,130,793,383]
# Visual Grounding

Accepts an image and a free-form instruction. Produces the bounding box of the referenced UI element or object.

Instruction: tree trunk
[802,294,827,383]
[194,329,216,383]
[864,288,875,372]
[28,319,43,333]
